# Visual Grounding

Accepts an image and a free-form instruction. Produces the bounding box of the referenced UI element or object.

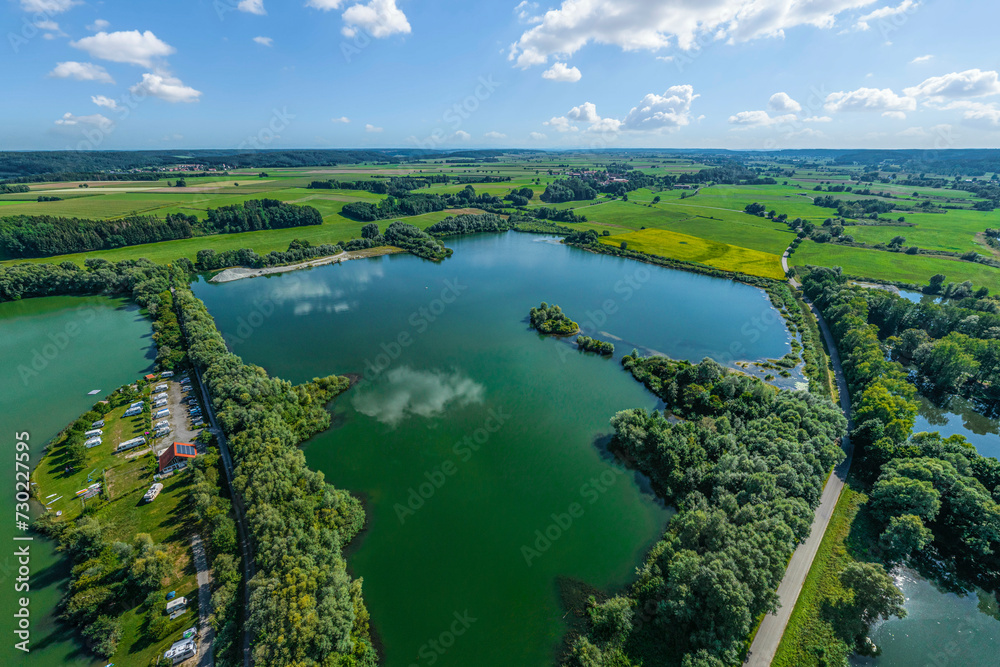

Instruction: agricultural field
[600,227,786,280]
[790,239,1000,290]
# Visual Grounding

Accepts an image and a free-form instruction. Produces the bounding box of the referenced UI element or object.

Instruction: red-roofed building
[144,374,157,381]
[159,443,198,472]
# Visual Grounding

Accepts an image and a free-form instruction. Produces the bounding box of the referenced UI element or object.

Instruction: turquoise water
[0,296,154,666]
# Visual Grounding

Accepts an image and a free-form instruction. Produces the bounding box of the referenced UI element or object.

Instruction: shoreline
[209,246,404,283]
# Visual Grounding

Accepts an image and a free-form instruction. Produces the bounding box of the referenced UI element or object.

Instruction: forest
[203,199,322,233]
[340,185,503,221]
[568,357,848,667]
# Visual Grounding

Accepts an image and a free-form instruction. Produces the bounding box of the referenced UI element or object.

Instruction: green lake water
[0,295,154,666]
[851,567,999,667]
[193,232,799,666]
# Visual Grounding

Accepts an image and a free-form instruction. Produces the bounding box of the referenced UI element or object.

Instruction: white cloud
[542,62,582,82]
[130,72,202,103]
[48,61,115,84]
[484,131,507,139]
[529,131,547,140]
[728,110,797,126]
[941,101,1000,130]
[253,36,274,46]
[365,123,383,132]
[87,19,110,31]
[824,87,916,115]
[351,367,485,426]
[20,0,79,13]
[238,0,267,14]
[769,92,802,113]
[54,112,111,129]
[452,130,471,141]
[882,110,907,119]
[656,55,674,62]
[91,95,118,110]
[331,116,351,123]
[803,115,833,122]
[546,85,698,136]
[71,30,175,67]
[621,85,698,131]
[904,69,1000,99]
[515,1,541,24]
[308,0,411,39]
[508,0,877,69]
[910,54,933,64]
[855,0,918,31]
[35,19,61,32]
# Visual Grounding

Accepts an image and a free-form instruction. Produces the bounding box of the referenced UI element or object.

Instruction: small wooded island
[577,335,614,355]
[529,302,580,335]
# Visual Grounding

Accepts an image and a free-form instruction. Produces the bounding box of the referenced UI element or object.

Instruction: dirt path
[191,533,215,667]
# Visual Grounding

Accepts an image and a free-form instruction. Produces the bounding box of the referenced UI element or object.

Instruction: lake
[193,232,800,666]
[0,295,154,666]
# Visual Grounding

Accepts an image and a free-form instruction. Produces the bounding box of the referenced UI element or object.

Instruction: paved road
[191,533,215,667]
[193,368,255,667]
[746,250,854,666]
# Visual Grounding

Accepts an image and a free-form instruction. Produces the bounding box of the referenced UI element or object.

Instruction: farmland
[600,227,787,280]
[2,154,1000,292]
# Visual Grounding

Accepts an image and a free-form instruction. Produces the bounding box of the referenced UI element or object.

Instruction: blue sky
[3,0,1000,151]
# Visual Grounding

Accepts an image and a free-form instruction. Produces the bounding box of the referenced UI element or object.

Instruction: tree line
[0,213,195,258]
[802,268,1000,587]
[529,302,579,335]
[173,286,376,666]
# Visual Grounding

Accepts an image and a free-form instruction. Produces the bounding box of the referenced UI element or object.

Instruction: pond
[0,295,154,666]
[193,232,801,666]
[851,567,999,667]
[913,392,1000,461]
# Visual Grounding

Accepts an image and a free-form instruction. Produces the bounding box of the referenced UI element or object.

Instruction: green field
[790,239,1000,290]
[601,227,787,280]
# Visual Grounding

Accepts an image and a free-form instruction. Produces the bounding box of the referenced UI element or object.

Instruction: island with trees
[529,302,580,336]
[576,335,614,355]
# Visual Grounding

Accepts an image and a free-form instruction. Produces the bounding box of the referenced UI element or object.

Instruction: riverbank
[209,246,404,283]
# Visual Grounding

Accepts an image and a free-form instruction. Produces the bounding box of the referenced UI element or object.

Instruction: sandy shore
[209,247,402,283]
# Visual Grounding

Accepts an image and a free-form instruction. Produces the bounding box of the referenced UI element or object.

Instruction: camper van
[155,383,168,392]
[143,483,163,503]
[124,407,142,418]
[153,392,168,400]
[91,419,105,428]
[154,409,170,419]
[130,401,144,409]
[165,597,187,615]
[116,436,146,453]
[153,400,168,409]
[155,420,170,429]
[84,429,102,438]
[161,371,175,379]
[84,437,102,449]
